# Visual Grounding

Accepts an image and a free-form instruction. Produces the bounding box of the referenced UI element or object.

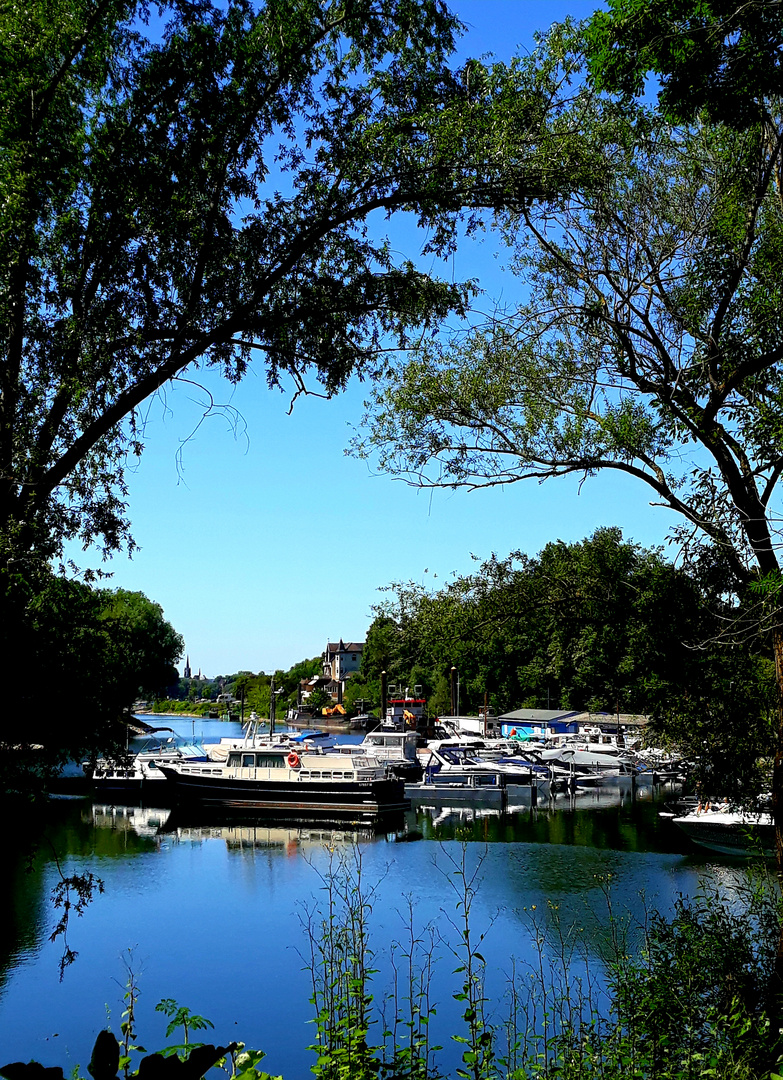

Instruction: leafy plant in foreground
[6,848,783,1080]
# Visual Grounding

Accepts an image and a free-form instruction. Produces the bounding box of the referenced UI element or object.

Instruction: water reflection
[408,781,692,857]
[80,781,711,868]
[163,817,380,852]
[83,801,406,855]
[89,803,171,839]
[0,784,766,1077]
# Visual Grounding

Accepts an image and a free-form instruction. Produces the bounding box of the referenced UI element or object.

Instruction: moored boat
[332,729,423,780]
[405,772,507,806]
[158,743,408,820]
[84,731,208,793]
[672,804,774,856]
[419,740,552,798]
[384,690,426,731]
[532,744,636,775]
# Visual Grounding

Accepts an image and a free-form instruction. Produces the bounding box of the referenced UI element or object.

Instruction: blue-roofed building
[497,708,582,740]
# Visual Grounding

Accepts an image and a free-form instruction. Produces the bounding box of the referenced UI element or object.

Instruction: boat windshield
[440,747,482,765]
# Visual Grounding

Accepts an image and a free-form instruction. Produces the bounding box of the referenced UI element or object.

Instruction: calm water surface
[0,719,758,1075]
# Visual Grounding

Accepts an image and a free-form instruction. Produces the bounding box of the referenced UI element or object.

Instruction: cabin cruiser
[331,729,423,780]
[419,740,552,797]
[84,731,208,792]
[530,743,638,777]
[158,742,408,820]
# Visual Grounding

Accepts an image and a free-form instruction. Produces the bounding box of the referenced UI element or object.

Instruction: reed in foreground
[3,846,782,1080]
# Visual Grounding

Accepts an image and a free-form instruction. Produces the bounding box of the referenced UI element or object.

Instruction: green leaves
[585,0,783,128]
[0,0,500,565]
[364,527,722,716]
[155,1000,214,1049]
[0,566,183,796]
[359,23,783,605]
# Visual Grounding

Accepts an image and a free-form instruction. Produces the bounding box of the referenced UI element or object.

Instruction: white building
[322,639,363,681]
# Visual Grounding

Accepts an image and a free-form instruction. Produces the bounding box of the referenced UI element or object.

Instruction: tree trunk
[772,627,783,1013]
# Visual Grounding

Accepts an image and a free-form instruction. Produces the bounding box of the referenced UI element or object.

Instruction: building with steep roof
[322,639,363,681]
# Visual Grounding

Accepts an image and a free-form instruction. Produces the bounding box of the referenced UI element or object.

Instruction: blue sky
[78,0,680,679]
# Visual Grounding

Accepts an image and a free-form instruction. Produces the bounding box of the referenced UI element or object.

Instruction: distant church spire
[184,655,192,680]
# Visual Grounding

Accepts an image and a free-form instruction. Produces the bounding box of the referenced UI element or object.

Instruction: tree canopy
[3,572,182,795]
[363,528,716,713]
[1,0,581,571]
[356,22,783,597]
[585,0,783,127]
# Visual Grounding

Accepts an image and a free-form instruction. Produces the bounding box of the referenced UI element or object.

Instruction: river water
[0,719,759,1075]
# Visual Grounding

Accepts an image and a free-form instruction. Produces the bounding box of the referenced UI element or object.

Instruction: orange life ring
[510,728,517,736]
[287,752,300,768]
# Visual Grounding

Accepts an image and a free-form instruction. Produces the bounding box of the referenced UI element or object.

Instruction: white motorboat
[332,729,423,779]
[532,744,636,776]
[672,804,775,856]
[419,740,551,798]
[84,731,208,792]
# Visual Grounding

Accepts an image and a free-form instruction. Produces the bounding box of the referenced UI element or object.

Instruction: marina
[5,715,766,1078]
[72,708,689,817]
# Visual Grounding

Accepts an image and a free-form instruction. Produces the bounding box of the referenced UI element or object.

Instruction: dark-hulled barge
[158,744,408,820]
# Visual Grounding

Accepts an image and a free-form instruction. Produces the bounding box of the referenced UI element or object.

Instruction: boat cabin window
[257,754,285,768]
[227,751,286,768]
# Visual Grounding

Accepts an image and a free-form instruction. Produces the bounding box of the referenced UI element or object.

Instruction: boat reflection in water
[86,801,404,851]
[158,804,401,850]
[85,778,682,854]
[163,818,381,852]
[409,780,691,855]
[88,802,172,838]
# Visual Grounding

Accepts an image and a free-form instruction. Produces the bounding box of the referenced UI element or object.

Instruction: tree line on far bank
[147,526,778,802]
[154,658,325,720]
[351,527,777,799]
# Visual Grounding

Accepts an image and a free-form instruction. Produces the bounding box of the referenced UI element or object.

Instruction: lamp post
[270,675,285,737]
